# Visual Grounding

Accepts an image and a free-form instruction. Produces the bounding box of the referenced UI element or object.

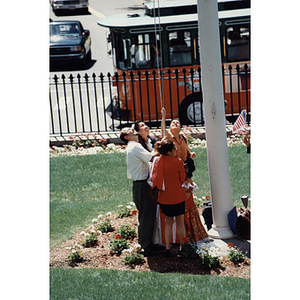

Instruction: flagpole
[197,0,234,239]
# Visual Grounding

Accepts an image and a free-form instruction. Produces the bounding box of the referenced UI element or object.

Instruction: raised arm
[161,108,172,139]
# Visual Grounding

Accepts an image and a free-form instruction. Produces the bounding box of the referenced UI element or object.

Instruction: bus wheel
[179,93,204,125]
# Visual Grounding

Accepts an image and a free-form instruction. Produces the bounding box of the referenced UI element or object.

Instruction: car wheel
[81,50,91,69]
[87,49,92,62]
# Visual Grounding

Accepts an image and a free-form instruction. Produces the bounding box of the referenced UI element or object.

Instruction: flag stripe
[233,110,246,133]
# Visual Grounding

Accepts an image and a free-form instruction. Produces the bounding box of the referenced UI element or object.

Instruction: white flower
[133,244,142,251]
[80,231,86,236]
[85,233,90,237]
[118,205,123,208]
[65,247,72,250]
[129,202,135,206]
[98,214,103,219]
[208,247,221,257]
[126,205,132,209]
[90,229,96,234]
[106,143,116,150]
[196,249,207,256]
[106,212,112,216]
[122,249,131,255]
[92,218,98,223]
[97,230,102,235]
[72,249,77,253]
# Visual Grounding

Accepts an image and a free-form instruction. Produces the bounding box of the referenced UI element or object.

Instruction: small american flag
[233,110,246,133]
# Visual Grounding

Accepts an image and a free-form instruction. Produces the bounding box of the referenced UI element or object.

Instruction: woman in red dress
[150,138,187,256]
[161,108,209,245]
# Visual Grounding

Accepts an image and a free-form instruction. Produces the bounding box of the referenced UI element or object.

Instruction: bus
[98,0,250,126]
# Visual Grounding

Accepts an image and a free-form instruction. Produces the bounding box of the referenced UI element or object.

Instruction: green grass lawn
[50,268,250,300]
[50,153,132,248]
[50,146,250,249]
[50,145,250,299]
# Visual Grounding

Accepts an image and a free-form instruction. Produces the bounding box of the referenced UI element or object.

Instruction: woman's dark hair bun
[155,138,174,155]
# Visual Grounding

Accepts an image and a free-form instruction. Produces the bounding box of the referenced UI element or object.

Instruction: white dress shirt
[126,141,153,181]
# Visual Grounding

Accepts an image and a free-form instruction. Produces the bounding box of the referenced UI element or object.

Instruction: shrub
[180,241,221,270]
[96,219,114,233]
[118,225,136,240]
[197,244,221,269]
[82,232,98,247]
[109,238,129,255]
[122,253,144,266]
[227,245,248,263]
[67,250,83,265]
[117,205,132,218]
[70,133,107,149]
[180,243,199,259]
[197,254,221,269]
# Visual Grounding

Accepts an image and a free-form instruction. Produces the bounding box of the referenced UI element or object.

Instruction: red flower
[115,234,122,239]
[131,209,138,215]
[205,196,211,200]
[227,242,233,248]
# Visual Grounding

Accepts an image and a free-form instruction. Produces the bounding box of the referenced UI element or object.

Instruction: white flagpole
[197,0,234,238]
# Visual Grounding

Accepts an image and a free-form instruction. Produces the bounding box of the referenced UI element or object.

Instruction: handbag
[235,208,251,240]
[181,134,196,178]
[184,156,196,178]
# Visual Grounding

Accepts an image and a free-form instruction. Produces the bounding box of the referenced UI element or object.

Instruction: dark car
[50,20,92,68]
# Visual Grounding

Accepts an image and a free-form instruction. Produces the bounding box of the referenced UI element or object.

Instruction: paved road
[49,0,146,134]
[49,0,145,77]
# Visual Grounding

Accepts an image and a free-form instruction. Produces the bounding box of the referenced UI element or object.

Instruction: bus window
[169,30,192,66]
[114,32,128,70]
[130,33,162,69]
[226,25,250,62]
[130,33,151,69]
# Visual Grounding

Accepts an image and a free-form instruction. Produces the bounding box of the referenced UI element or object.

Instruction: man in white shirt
[120,127,157,256]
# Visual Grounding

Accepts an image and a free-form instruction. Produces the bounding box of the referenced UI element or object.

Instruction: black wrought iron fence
[49,64,250,137]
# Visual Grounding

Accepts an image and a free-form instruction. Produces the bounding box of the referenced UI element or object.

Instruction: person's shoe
[151,244,165,251]
[143,249,158,257]
[165,249,171,258]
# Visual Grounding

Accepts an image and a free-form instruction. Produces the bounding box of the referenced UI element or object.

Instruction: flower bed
[50,127,250,157]
[50,202,250,278]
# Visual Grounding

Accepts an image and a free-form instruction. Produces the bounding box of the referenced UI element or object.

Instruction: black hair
[155,138,175,155]
[120,132,129,144]
[133,121,153,152]
[133,121,140,132]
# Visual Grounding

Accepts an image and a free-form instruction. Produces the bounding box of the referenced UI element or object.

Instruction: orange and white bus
[98,0,250,126]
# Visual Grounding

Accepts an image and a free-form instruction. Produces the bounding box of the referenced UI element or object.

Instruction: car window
[50,24,81,36]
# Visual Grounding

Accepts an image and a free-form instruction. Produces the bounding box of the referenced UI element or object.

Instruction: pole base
[208,224,235,239]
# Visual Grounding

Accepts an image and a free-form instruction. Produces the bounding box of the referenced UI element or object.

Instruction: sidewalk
[208,236,250,258]
[199,214,250,258]
[158,215,250,258]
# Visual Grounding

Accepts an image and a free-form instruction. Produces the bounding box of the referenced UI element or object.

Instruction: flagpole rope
[153,0,166,135]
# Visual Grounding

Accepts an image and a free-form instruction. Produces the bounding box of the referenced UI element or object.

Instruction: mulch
[50,211,250,279]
